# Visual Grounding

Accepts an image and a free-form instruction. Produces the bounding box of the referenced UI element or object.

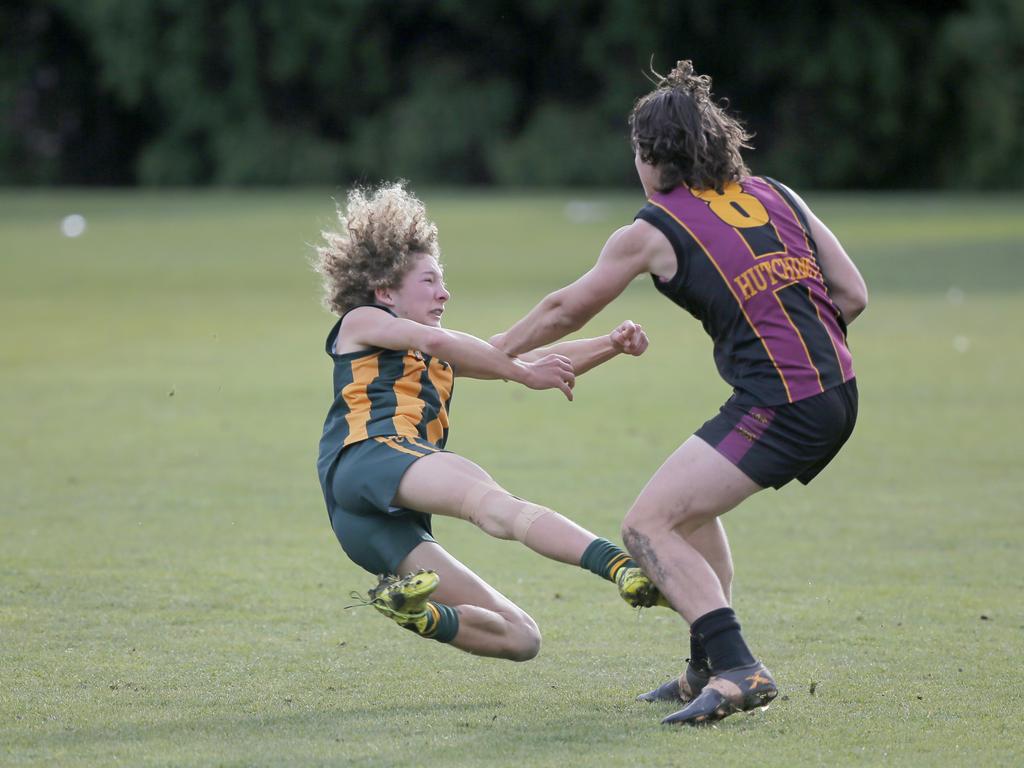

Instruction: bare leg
[684,519,734,604]
[393,451,596,564]
[621,436,761,624]
[398,541,541,661]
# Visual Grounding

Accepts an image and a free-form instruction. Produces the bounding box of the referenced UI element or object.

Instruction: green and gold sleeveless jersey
[316,306,454,489]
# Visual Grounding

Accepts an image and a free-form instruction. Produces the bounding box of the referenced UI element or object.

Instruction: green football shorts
[327,435,445,575]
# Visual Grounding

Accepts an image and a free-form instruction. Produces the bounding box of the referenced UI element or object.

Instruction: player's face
[634,149,659,197]
[389,254,450,327]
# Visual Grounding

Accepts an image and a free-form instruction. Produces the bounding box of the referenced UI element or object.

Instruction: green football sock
[580,537,636,582]
[422,601,460,643]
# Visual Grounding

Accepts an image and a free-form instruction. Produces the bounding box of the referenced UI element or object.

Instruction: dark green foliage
[0,2,144,183]
[1,0,1020,187]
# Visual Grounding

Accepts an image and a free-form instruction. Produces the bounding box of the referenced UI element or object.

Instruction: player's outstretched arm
[341,306,576,400]
[517,320,649,377]
[492,222,657,357]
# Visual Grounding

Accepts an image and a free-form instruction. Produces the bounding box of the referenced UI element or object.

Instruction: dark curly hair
[629,60,753,193]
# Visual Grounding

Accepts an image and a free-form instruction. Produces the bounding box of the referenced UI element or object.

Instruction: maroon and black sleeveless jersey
[636,176,855,406]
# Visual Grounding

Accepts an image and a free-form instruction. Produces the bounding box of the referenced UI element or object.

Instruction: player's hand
[610,320,649,357]
[520,353,576,401]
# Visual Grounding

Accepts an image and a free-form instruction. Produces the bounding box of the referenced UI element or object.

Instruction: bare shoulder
[335,305,394,354]
[601,218,675,279]
[773,180,816,220]
[340,305,394,334]
[605,218,664,253]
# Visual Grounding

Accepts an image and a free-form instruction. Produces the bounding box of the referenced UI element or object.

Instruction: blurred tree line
[2,0,1022,188]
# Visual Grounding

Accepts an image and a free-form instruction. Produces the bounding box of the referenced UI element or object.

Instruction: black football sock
[690,606,756,673]
[688,629,711,673]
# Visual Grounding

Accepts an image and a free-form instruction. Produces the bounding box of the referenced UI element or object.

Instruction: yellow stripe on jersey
[648,199,794,403]
[772,288,824,394]
[425,357,453,444]
[392,353,427,439]
[342,352,381,446]
[809,286,847,376]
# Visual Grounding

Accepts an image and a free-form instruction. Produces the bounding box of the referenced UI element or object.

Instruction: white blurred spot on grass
[60,214,87,238]
[952,335,970,353]
[564,201,607,224]
[946,287,964,305]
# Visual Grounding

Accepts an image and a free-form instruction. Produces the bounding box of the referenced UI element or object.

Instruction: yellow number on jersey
[691,183,770,229]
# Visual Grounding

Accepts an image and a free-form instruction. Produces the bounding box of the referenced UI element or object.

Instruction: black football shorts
[695,379,858,489]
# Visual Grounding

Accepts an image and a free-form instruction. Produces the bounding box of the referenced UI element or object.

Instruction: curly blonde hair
[629,60,753,193]
[315,182,440,315]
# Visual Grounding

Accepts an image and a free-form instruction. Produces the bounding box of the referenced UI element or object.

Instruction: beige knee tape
[460,481,552,541]
[510,499,551,541]
[460,481,498,526]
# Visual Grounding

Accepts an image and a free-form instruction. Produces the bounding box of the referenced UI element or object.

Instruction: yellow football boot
[368,569,440,633]
[616,566,672,609]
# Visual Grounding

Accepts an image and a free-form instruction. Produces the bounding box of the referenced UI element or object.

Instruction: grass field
[2,188,1022,767]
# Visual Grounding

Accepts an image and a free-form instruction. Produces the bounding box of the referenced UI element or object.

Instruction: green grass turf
[1,188,1022,766]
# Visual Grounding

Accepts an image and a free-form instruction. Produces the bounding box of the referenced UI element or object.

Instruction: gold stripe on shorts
[373,435,439,458]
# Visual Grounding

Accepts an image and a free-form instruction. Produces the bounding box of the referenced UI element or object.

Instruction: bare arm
[341,307,576,400]
[492,221,662,357]
[517,320,649,376]
[784,185,868,324]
